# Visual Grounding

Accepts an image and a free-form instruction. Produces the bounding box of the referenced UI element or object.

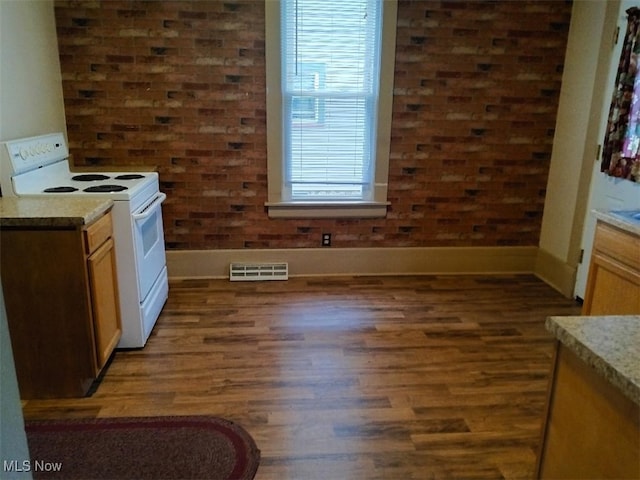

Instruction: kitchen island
[536,315,639,479]
[0,197,121,398]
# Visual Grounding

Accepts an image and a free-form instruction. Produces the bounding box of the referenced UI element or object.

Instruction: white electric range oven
[0,132,168,348]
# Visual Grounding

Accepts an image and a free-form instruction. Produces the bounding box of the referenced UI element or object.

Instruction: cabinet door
[88,237,122,368]
[582,252,640,315]
[537,344,640,479]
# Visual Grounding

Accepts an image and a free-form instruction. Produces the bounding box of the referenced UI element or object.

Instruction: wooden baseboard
[166,246,539,279]
[534,248,577,299]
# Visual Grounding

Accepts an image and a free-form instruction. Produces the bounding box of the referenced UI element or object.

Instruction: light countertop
[546,315,640,405]
[594,209,640,236]
[0,197,113,227]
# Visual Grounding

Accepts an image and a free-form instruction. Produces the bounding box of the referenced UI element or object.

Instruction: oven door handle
[132,192,166,221]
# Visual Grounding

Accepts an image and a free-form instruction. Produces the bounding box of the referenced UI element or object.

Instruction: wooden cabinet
[0,210,121,398]
[86,213,122,368]
[582,220,640,315]
[537,342,639,479]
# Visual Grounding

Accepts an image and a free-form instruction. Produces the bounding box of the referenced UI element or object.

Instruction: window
[291,63,325,124]
[265,0,397,218]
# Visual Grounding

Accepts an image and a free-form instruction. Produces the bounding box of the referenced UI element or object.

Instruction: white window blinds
[281,0,382,201]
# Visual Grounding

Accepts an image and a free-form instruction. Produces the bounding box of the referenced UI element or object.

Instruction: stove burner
[84,185,128,193]
[44,186,79,193]
[115,174,145,180]
[72,174,111,181]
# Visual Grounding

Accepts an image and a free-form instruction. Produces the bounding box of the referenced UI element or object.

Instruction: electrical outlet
[321,233,332,247]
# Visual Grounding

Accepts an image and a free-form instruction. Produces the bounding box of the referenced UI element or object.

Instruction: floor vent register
[229,263,289,281]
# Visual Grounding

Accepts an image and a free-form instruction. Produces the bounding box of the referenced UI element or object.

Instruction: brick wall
[54,0,571,249]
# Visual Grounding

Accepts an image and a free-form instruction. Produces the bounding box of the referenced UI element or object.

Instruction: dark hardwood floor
[22,274,582,479]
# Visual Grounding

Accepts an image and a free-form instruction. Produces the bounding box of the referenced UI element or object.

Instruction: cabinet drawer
[594,221,640,271]
[84,212,112,254]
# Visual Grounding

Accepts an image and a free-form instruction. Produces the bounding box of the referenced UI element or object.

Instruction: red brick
[55,0,570,249]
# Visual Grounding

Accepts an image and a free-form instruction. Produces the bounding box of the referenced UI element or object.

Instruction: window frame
[265,0,397,219]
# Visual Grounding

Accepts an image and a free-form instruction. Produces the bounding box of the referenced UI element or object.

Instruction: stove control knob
[19,148,28,160]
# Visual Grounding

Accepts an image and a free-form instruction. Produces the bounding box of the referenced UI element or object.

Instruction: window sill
[265,201,389,218]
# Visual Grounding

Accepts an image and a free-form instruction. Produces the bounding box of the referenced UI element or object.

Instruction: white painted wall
[537,0,621,297]
[573,0,640,299]
[0,2,66,474]
[0,0,66,142]
[0,282,31,479]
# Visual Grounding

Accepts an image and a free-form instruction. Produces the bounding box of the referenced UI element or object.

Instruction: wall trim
[534,248,578,299]
[167,246,539,280]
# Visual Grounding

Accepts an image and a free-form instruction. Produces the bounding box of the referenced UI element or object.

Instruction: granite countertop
[594,209,640,236]
[546,315,640,405]
[0,197,113,227]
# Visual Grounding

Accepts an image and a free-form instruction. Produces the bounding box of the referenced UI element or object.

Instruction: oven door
[132,192,167,301]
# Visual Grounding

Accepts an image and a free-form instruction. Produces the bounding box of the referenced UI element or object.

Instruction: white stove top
[11,161,158,201]
[1,132,158,201]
